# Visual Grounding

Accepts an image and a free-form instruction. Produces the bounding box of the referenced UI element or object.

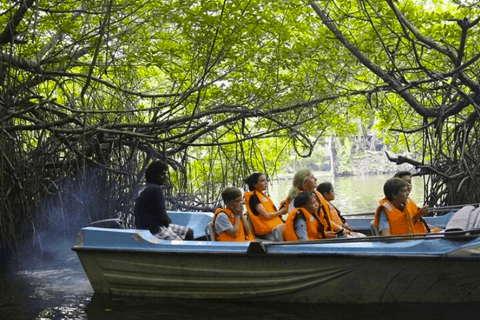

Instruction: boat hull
[73,234,480,303]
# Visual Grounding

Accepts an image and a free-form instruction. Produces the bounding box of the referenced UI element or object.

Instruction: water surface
[269,173,425,215]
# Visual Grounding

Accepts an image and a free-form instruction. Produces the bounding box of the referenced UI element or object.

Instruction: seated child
[283,191,337,241]
[212,187,254,241]
[317,182,365,238]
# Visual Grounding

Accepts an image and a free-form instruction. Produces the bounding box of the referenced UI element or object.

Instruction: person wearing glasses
[212,187,254,241]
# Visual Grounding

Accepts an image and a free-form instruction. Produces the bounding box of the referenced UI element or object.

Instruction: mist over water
[0,170,108,320]
[1,235,92,320]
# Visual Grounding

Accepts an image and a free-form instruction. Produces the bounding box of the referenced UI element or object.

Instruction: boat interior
[84,204,480,243]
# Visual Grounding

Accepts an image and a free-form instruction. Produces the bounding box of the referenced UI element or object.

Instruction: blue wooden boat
[72,209,480,303]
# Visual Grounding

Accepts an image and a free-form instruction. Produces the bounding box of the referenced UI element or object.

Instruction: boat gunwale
[71,243,480,262]
[78,225,480,245]
[72,246,480,262]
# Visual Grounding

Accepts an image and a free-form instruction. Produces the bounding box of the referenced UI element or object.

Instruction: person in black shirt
[134,160,194,240]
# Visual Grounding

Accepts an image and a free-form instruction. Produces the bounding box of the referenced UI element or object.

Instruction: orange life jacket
[374,198,414,235]
[317,193,348,232]
[212,208,254,242]
[283,207,326,241]
[313,190,334,231]
[244,190,284,236]
[328,202,350,229]
[405,198,429,234]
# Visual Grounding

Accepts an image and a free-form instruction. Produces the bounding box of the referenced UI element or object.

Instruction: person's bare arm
[225,215,241,237]
[241,215,252,234]
[255,203,287,220]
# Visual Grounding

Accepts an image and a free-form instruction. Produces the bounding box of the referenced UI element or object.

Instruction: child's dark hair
[316,182,333,196]
[293,191,313,208]
[383,178,408,201]
[222,187,242,204]
[394,171,412,179]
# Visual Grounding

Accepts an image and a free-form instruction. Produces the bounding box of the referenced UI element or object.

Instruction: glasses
[401,177,411,184]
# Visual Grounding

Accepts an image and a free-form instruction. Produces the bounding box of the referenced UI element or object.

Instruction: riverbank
[348,151,415,176]
[275,151,416,180]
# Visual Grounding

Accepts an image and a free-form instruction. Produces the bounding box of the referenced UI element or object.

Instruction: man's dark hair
[145,160,168,183]
[383,178,408,201]
[244,172,264,191]
[293,191,313,208]
[394,171,412,179]
[221,187,242,204]
[316,182,333,196]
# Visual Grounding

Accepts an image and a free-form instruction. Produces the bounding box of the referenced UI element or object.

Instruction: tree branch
[0,0,36,45]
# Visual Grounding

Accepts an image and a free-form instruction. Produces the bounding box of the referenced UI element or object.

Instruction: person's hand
[414,206,428,221]
[229,199,244,217]
[419,206,429,215]
[279,200,286,208]
[233,208,243,217]
[278,206,287,215]
[325,231,337,238]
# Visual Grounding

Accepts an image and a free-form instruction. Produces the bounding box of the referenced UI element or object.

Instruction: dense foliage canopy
[1,0,479,251]
[311,0,480,206]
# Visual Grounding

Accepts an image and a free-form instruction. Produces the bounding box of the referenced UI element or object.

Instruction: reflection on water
[269,173,425,215]
[84,295,480,320]
[0,238,91,320]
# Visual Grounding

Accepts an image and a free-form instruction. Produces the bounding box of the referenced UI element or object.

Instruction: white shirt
[215,212,233,235]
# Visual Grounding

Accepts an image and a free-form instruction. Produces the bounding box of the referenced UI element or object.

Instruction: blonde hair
[287,168,313,200]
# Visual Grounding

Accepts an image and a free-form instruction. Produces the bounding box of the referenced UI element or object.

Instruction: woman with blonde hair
[285,168,314,212]
[283,168,335,239]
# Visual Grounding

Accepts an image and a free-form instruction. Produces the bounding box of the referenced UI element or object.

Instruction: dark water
[2,174,480,319]
[0,239,91,320]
